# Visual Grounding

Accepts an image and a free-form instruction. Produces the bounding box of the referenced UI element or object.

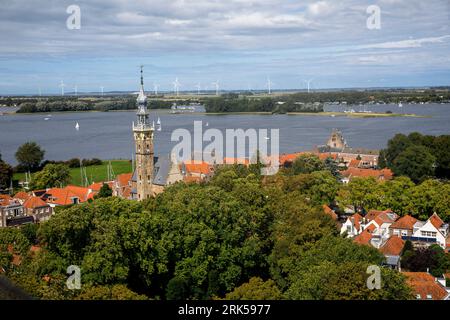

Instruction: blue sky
[0,0,449,94]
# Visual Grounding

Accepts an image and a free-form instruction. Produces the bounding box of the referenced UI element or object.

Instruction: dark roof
[6,216,34,227]
[152,155,171,186]
[131,155,172,186]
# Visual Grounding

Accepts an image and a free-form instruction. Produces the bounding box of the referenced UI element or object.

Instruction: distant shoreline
[0,109,432,118]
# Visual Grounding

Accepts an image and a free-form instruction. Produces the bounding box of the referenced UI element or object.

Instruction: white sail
[75,122,80,130]
[157,117,161,125]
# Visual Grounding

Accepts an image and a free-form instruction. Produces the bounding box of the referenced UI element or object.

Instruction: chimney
[427,268,429,274]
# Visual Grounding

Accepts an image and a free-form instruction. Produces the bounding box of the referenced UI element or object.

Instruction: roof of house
[323,205,338,221]
[390,215,418,230]
[403,272,449,300]
[14,191,30,202]
[183,161,213,175]
[0,194,12,206]
[341,167,393,180]
[153,156,173,185]
[116,173,133,188]
[429,213,444,229]
[380,236,405,256]
[365,224,376,232]
[365,209,393,221]
[23,196,48,209]
[223,157,250,165]
[353,230,373,246]
[348,159,361,168]
[43,185,92,205]
[349,213,363,230]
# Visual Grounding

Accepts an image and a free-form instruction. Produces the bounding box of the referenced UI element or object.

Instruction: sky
[0,0,449,94]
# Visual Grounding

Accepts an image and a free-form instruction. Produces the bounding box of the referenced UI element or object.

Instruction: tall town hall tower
[133,66,154,200]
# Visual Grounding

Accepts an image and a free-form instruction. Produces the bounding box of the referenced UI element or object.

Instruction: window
[71,197,79,205]
[426,294,432,300]
[401,230,408,236]
[347,225,352,233]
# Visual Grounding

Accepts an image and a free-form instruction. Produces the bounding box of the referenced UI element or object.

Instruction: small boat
[265,137,270,140]
[205,122,209,127]
[44,117,50,121]
[75,122,80,130]
[398,102,403,107]
[157,117,162,131]
[331,114,335,117]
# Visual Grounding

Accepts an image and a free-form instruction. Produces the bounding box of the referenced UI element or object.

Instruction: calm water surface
[0,103,449,165]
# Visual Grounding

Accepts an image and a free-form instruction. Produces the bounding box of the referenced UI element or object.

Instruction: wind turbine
[73,85,78,97]
[173,77,180,96]
[100,86,104,96]
[195,83,201,95]
[153,82,159,95]
[267,77,274,95]
[303,79,313,93]
[59,80,65,96]
[38,87,42,97]
[212,80,219,96]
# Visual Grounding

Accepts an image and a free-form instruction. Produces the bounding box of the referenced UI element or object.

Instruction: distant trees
[29,163,71,190]
[379,132,450,182]
[336,176,450,221]
[15,142,45,172]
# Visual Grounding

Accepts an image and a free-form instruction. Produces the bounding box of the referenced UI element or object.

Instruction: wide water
[0,103,449,165]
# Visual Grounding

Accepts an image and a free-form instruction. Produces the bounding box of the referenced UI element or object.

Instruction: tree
[401,244,450,277]
[15,142,45,171]
[291,154,325,175]
[224,277,283,300]
[29,163,70,190]
[285,261,412,300]
[0,159,13,190]
[336,177,382,212]
[392,145,435,183]
[95,183,113,198]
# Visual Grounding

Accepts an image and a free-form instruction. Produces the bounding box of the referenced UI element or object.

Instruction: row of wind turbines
[45,78,315,97]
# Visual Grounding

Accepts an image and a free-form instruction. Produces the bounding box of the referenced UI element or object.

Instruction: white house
[410,213,449,249]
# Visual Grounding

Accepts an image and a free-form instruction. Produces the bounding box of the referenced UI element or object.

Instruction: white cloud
[362,35,450,49]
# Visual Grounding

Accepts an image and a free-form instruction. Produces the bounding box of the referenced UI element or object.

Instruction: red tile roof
[380,236,405,256]
[353,230,373,246]
[403,272,448,300]
[14,191,30,202]
[429,213,444,230]
[184,161,213,175]
[23,196,48,209]
[0,194,12,205]
[223,157,250,166]
[348,159,361,168]
[44,186,92,205]
[350,213,363,230]
[116,173,133,187]
[323,205,338,221]
[390,215,418,230]
[341,167,393,180]
[365,224,376,232]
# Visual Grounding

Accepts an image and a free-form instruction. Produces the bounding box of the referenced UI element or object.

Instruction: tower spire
[140,65,144,87]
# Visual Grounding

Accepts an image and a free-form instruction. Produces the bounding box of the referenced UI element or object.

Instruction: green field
[13,160,132,187]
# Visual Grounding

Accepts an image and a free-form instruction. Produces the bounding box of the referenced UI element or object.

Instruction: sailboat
[157,117,162,131]
[398,102,403,108]
[75,122,80,130]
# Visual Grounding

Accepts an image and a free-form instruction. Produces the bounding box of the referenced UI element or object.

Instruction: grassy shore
[287,111,429,118]
[13,160,132,186]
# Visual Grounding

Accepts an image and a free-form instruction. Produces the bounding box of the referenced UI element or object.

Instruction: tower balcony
[132,121,154,132]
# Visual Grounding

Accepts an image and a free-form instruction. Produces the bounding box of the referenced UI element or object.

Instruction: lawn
[13,160,132,187]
